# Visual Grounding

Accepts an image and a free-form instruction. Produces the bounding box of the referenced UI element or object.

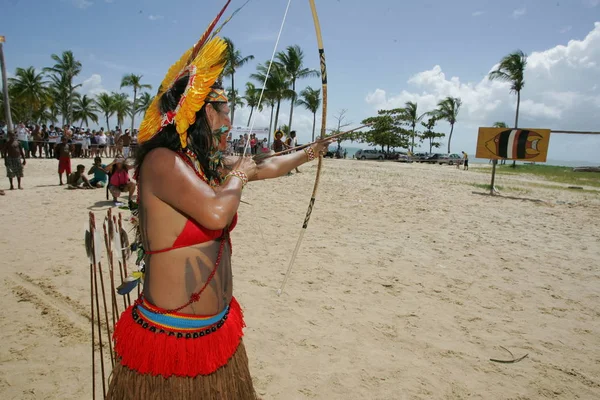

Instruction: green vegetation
[494,164,600,188]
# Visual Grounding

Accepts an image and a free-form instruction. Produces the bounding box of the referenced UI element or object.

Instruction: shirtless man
[2,132,27,190]
[121,130,132,159]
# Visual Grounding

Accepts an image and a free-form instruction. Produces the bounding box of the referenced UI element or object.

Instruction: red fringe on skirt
[112,297,245,378]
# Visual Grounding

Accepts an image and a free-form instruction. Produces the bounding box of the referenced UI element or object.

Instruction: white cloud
[71,0,93,8]
[512,7,526,19]
[472,11,485,17]
[560,26,572,34]
[364,23,600,161]
[583,0,599,7]
[80,74,108,97]
[148,15,164,21]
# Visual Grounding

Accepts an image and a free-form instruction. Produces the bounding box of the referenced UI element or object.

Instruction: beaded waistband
[132,300,230,338]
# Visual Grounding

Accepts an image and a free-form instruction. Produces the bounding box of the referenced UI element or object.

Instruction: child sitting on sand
[68,164,94,189]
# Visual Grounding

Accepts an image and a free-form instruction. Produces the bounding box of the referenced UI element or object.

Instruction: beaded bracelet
[225,170,248,189]
[303,146,316,162]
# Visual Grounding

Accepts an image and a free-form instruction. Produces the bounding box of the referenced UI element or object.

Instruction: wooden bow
[277,0,328,295]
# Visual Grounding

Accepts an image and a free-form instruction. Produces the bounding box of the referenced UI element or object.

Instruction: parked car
[425,153,450,164]
[355,149,385,160]
[411,152,431,162]
[396,154,412,163]
[448,153,463,165]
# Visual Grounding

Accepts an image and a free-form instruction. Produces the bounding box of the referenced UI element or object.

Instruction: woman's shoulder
[141,148,186,176]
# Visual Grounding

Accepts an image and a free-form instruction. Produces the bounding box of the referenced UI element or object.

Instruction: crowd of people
[0,120,138,203]
[1,120,309,198]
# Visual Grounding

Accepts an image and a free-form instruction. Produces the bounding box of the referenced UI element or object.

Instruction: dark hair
[134,75,225,182]
[76,164,85,170]
[94,157,102,163]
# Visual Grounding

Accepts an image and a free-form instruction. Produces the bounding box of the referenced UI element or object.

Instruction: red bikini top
[144,152,237,255]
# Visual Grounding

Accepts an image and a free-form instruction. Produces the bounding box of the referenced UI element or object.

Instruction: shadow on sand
[88,200,115,211]
[471,191,549,204]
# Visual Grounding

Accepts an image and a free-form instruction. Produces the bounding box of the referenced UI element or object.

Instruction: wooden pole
[0,38,14,133]
[490,159,498,195]
[88,213,96,400]
[550,130,600,135]
[90,214,107,399]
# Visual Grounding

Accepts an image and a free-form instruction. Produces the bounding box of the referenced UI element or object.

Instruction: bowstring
[241,0,292,157]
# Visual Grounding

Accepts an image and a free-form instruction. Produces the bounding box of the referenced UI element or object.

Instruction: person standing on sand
[16,123,30,158]
[2,132,26,190]
[462,151,469,170]
[121,130,132,159]
[103,12,333,397]
[285,130,301,173]
[273,130,285,152]
[55,136,73,185]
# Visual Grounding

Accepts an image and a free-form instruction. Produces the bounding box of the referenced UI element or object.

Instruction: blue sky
[3,0,600,162]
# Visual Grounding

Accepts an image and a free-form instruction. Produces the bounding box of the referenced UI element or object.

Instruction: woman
[272,130,285,152]
[107,13,331,400]
[106,158,136,207]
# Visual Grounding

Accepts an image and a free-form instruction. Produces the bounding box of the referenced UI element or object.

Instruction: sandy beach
[0,158,599,400]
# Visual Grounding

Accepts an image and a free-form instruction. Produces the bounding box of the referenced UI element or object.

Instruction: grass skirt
[106,297,257,399]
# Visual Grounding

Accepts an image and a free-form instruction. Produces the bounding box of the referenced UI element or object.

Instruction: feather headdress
[137,0,232,148]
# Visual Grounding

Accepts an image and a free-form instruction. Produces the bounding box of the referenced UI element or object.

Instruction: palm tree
[243,82,261,127]
[488,50,527,168]
[1,85,27,125]
[434,96,462,153]
[95,92,115,131]
[276,45,319,133]
[44,51,82,125]
[8,67,48,122]
[296,86,321,141]
[227,88,245,111]
[492,121,508,128]
[121,74,152,133]
[397,101,427,153]
[135,92,153,116]
[250,61,294,134]
[73,94,98,128]
[223,38,254,126]
[111,92,131,129]
[265,96,276,145]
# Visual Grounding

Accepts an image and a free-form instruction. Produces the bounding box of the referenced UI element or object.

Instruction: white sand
[0,158,599,399]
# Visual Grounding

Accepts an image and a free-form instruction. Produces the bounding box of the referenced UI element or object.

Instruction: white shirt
[17,127,29,142]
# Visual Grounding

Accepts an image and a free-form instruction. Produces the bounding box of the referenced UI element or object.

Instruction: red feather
[188,0,232,63]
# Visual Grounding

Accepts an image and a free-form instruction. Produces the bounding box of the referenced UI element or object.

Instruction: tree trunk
[131,87,137,134]
[288,79,296,133]
[429,138,433,153]
[268,105,274,145]
[246,106,253,127]
[0,43,13,132]
[274,99,281,132]
[311,112,316,142]
[411,122,416,153]
[230,73,235,125]
[511,91,521,168]
[105,114,110,132]
[447,123,454,153]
